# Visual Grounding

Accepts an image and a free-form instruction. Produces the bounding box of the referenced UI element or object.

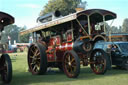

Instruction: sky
[0,0,128,28]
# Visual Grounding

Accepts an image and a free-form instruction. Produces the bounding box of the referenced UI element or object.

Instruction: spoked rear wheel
[28,43,47,75]
[63,50,80,78]
[1,54,12,83]
[90,49,109,74]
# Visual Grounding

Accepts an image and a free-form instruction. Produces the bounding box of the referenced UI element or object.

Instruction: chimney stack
[75,1,87,12]
[75,7,84,12]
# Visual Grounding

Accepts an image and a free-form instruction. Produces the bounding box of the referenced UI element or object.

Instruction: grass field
[0,52,128,85]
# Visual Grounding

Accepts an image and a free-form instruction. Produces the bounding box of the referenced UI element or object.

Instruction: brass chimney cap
[75,7,84,12]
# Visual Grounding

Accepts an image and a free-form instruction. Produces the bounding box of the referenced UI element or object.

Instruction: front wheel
[63,50,80,78]
[90,49,110,74]
[0,54,12,83]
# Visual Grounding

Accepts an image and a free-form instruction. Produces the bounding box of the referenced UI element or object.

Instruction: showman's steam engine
[20,9,117,78]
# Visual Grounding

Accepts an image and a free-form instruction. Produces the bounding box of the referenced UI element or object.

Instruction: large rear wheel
[63,50,80,78]
[28,43,47,75]
[90,49,110,74]
[0,54,12,83]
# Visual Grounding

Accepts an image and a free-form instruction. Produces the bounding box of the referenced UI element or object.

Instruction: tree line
[1,25,30,44]
[105,18,128,33]
[40,0,128,34]
[1,18,127,44]
[1,0,128,44]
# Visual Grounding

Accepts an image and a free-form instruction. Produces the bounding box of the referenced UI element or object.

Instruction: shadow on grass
[10,67,128,85]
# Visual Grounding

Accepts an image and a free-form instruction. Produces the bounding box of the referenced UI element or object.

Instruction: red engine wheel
[63,50,80,78]
[0,54,12,83]
[28,43,47,75]
[90,49,109,74]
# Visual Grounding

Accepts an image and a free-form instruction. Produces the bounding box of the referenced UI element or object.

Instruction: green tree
[118,26,122,33]
[105,22,110,34]
[19,26,30,43]
[40,0,87,16]
[122,18,128,33]
[1,25,20,44]
[105,23,122,34]
[1,25,30,44]
[111,26,118,33]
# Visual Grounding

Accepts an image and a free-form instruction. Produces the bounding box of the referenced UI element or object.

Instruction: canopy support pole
[76,19,89,36]
[103,16,106,34]
[87,15,91,35]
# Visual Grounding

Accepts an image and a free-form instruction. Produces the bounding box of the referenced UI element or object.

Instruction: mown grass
[0,52,128,85]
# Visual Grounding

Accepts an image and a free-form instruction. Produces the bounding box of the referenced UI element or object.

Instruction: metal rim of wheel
[1,54,12,83]
[63,50,80,78]
[28,43,47,75]
[90,49,108,74]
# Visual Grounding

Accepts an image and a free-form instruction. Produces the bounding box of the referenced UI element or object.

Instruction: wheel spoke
[68,54,71,62]
[33,49,38,57]
[30,63,35,66]
[71,63,76,67]
[65,57,69,62]
[71,66,76,73]
[35,52,40,57]
[100,59,105,64]
[36,60,40,66]
[33,45,36,51]
[94,58,104,72]
[33,65,39,72]
[71,58,75,64]
[70,66,73,73]
[96,66,100,72]
[31,58,36,64]
[29,56,34,59]
[32,65,37,71]
[36,57,41,60]
[64,61,69,65]
[1,62,8,76]
[30,49,35,55]
[65,64,70,70]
